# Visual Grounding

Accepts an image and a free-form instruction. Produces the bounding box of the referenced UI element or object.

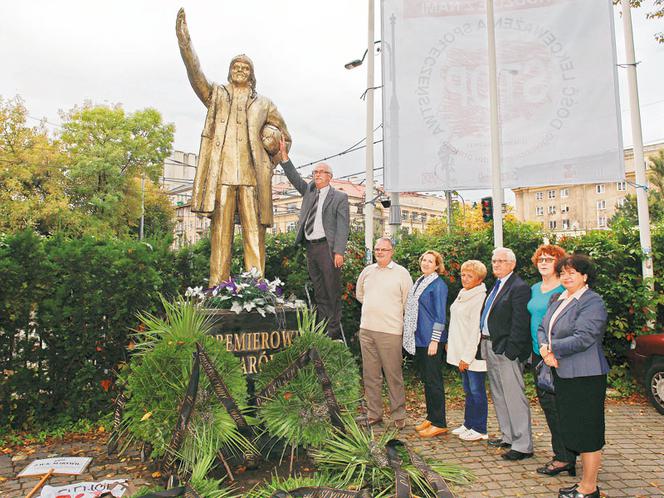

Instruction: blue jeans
[461,370,488,434]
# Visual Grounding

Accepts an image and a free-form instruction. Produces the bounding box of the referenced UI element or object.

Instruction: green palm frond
[254,308,361,448]
[311,415,473,497]
[120,297,253,469]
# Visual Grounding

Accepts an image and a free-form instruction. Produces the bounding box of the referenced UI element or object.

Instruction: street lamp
[344,1,378,264]
[344,41,381,70]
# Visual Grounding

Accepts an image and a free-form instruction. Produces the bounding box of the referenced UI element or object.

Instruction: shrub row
[1,220,662,428]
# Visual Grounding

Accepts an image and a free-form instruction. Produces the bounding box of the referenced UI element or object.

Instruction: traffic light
[481,196,493,222]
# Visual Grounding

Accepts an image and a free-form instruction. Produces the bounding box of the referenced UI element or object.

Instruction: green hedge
[0,231,179,428]
[1,220,662,429]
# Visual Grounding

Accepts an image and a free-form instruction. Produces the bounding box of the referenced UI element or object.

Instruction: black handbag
[535,359,555,393]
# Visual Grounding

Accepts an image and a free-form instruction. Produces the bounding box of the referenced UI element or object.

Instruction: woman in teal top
[527,244,574,477]
[528,281,565,355]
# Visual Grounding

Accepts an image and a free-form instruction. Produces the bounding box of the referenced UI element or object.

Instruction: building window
[549,220,557,229]
[536,206,544,216]
[560,188,569,198]
[287,222,297,232]
[597,216,607,228]
[562,219,570,230]
[616,181,626,191]
[596,184,605,194]
[560,204,569,213]
[548,205,556,214]
[402,210,409,221]
[597,200,606,210]
[535,192,544,201]
[547,190,556,199]
[617,197,626,207]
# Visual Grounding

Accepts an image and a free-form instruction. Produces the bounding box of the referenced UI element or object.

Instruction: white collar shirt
[305,185,330,240]
[482,271,513,335]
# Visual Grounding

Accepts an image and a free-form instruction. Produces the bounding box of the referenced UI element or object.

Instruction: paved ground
[1,401,663,497]
[404,401,664,497]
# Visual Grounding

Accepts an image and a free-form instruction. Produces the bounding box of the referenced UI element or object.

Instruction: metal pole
[486,0,503,248]
[364,0,376,263]
[446,190,453,234]
[621,0,654,284]
[139,174,145,240]
[388,192,401,241]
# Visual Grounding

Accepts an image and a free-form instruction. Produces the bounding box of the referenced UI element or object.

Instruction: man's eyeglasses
[374,248,393,253]
[313,169,331,175]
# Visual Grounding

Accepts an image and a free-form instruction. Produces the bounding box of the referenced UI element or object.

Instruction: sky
[1,0,663,202]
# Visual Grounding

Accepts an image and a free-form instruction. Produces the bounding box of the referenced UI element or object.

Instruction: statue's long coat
[191,83,291,226]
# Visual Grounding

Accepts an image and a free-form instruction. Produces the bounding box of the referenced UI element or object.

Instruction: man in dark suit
[278,139,350,339]
[480,247,534,460]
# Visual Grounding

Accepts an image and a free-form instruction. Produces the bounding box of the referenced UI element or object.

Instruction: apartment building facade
[512,141,664,234]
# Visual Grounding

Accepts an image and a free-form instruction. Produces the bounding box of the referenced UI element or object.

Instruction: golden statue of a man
[176,8,291,286]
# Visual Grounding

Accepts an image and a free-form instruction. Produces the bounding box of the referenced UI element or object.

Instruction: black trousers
[416,346,447,428]
[532,353,576,463]
[306,240,342,339]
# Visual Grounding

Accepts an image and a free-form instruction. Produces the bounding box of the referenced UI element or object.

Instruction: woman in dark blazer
[538,254,609,498]
[402,250,449,438]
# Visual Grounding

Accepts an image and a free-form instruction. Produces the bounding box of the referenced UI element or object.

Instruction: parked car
[627,332,664,414]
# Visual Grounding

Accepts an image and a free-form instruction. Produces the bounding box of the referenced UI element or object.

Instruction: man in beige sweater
[356,237,413,428]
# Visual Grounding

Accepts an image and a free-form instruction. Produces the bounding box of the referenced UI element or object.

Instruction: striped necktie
[305,189,320,236]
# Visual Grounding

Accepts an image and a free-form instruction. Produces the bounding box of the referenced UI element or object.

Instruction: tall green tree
[59,104,175,237]
[0,97,78,234]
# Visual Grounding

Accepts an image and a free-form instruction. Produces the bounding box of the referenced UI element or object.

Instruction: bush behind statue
[1,219,662,429]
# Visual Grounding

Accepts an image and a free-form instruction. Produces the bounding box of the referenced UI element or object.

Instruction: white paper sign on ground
[37,479,128,498]
[17,456,92,477]
[381,0,624,192]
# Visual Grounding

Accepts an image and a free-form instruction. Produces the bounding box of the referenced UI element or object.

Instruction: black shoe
[558,484,600,498]
[487,438,511,448]
[537,460,576,476]
[501,449,534,461]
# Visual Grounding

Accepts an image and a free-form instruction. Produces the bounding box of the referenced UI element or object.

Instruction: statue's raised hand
[176,8,191,48]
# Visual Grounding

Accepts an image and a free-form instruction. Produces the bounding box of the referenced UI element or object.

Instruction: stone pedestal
[204,308,299,377]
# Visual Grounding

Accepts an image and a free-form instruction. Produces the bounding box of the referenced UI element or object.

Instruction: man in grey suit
[480,247,534,460]
[278,139,350,339]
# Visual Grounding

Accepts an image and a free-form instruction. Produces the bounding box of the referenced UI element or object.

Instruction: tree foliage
[59,103,175,237]
[611,149,664,226]
[0,96,176,238]
[618,0,664,43]
[0,97,74,234]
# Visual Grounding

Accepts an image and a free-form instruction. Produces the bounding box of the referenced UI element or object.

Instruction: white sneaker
[451,424,467,435]
[460,429,489,441]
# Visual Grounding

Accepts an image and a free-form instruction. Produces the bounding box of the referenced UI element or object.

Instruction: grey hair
[375,237,394,249]
[492,247,516,261]
[315,162,333,176]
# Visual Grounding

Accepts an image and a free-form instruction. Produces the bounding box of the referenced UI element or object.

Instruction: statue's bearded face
[230,61,252,86]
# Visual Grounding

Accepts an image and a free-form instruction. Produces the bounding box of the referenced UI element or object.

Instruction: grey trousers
[306,240,342,339]
[483,339,533,453]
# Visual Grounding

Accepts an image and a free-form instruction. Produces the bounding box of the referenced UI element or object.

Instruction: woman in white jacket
[447,260,489,441]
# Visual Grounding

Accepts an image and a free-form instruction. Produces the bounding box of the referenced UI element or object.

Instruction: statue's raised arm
[176,8,212,105]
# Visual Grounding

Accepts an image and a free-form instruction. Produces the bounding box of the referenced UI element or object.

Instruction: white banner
[38,479,128,498]
[382,0,624,192]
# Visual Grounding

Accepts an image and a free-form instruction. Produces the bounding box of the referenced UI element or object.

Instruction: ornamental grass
[310,416,474,497]
[254,308,362,448]
[115,297,255,462]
